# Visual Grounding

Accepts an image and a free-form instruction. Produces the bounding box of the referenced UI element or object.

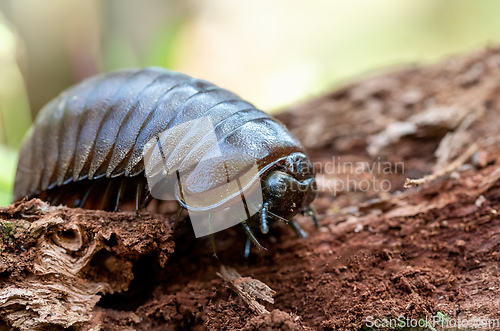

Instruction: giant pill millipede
[13,67,317,250]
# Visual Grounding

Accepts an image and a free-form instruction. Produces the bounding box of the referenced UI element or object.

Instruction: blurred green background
[1,0,500,206]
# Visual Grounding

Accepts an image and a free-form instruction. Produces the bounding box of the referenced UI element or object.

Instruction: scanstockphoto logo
[143,116,263,238]
[365,315,500,329]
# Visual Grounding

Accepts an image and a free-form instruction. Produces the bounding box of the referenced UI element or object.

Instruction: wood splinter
[217,265,276,315]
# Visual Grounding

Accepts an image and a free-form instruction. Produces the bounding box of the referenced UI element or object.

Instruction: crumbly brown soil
[2,47,500,330]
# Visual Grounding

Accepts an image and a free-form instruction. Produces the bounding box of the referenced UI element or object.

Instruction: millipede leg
[135,180,143,212]
[244,236,251,258]
[302,205,318,228]
[173,206,185,229]
[241,221,266,251]
[100,180,114,210]
[140,191,153,209]
[289,219,308,238]
[45,190,56,204]
[74,180,98,208]
[207,213,218,258]
[113,179,125,211]
[209,233,218,258]
[51,186,67,206]
[260,202,269,234]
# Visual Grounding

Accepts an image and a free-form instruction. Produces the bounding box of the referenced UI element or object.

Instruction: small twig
[404,142,479,188]
[217,265,276,314]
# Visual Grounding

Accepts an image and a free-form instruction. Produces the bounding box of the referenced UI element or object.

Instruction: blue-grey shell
[14,67,304,208]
